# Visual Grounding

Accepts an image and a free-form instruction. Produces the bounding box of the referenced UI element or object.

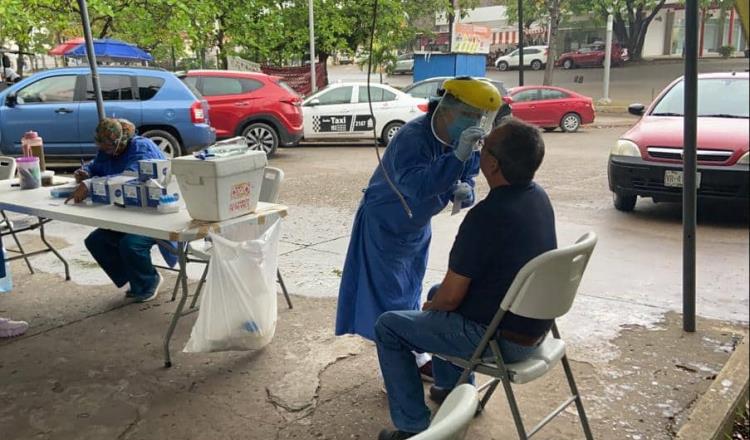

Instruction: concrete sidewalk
[0,205,747,439]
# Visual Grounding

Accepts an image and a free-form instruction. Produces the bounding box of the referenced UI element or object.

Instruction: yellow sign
[452,23,492,54]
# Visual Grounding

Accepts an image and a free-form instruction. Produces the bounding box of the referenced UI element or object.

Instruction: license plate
[664,170,702,188]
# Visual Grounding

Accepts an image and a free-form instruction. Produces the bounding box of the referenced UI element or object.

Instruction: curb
[676,333,749,440]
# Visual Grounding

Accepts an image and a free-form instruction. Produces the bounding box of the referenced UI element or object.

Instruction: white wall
[642,9,668,57]
[436,5,508,29]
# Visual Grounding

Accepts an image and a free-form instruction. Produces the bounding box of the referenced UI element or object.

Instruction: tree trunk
[99,17,113,39]
[717,6,727,47]
[16,47,24,79]
[216,17,229,70]
[543,0,560,85]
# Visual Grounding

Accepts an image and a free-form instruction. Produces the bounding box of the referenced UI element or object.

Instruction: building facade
[423,4,747,58]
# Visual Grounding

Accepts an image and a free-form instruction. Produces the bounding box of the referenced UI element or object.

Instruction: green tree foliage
[0,0,476,77]
[504,0,567,85]
[356,43,398,83]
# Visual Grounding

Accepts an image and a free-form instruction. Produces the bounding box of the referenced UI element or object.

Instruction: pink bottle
[21,131,45,171]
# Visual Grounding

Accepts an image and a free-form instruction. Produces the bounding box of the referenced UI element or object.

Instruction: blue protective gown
[335,114,480,341]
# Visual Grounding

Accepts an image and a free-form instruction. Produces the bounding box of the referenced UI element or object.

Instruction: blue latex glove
[451,181,474,209]
[454,126,485,162]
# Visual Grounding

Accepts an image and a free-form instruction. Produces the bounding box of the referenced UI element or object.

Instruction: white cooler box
[172,151,268,222]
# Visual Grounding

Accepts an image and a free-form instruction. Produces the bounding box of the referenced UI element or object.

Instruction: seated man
[374,119,555,440]
[66,118,171,302]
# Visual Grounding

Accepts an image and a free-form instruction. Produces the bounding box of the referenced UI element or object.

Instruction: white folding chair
[435,232,598,440]
[0,156,70,280]
[410,384,479,440]
[169,166,292,309]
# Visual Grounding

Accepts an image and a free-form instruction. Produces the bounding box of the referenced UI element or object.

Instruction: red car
[181,70,303,156]
[556,43,626,69]
[507,86,595,132]
[608,72,749,211]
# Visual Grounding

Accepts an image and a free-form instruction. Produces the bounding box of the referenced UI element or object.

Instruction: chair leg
[478,379,501,412]
[560,354,595,440]
[277,269,293,309]
[2,211,34,275]
[490,340,528,440]
[189,262,209,309]
[553,323,594,440]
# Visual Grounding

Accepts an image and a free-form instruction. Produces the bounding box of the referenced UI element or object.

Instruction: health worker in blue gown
[336,77,503,342]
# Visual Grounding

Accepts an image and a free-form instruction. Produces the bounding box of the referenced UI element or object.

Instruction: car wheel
[142,129,182,158]
[497,61,509,71]
[613,191,637,212]
[382,121,404,145]
[543,127,556,132]
[530,60,543,70]
[560,112,582,132]
[242,122,278,156]
[562,59,574,69]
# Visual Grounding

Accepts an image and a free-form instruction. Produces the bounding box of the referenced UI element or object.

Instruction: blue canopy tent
[65,38,153,63]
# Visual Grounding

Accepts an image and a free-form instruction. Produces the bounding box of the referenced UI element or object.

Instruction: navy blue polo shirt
[449,182,557,337]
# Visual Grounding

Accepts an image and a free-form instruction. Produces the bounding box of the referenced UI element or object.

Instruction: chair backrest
[410,384,479,440]
[499,232,597,321]
[259,167,284,203]
[0,156,16,181]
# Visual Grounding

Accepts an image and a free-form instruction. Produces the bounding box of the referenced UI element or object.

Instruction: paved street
[1,125,747,439]
[272,126,749,324]
[332,57,750,105]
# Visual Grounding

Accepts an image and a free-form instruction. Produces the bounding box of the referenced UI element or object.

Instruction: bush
[718,45,735,58]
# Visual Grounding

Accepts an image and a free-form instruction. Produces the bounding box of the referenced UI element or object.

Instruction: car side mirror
[5,92,17,107]
[502,96,513,105]
[628,103,645,116]
[306,98,320,107]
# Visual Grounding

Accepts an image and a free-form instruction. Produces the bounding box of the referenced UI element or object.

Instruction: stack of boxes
[90,158,173,209]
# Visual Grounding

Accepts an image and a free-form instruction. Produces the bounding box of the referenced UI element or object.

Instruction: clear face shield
[431,93,498,147]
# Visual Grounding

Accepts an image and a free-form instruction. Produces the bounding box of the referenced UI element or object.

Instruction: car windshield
[651,77,749,118]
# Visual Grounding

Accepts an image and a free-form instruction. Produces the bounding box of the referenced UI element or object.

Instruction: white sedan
[302,82,428,144]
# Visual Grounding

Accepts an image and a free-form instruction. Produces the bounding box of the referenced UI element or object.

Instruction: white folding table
[0,181,287,367]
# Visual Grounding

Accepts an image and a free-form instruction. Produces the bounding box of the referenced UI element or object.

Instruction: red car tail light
[417,103,429,112]
[190,101,206,123]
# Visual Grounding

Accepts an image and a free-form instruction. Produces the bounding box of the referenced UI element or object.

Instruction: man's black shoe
[377,428,417,440]
[428,385,451,405]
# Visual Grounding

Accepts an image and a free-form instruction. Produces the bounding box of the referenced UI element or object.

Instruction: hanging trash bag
[183,218,281,353]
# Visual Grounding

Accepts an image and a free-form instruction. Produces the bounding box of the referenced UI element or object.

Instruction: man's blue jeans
[374,288,539,433]
[85,229,159,296]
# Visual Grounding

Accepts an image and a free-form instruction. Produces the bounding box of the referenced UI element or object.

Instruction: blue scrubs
[83,136,177,271]
[335,114,480,341]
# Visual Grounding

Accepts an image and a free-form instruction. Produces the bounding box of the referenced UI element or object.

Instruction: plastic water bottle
[0,247,13,293]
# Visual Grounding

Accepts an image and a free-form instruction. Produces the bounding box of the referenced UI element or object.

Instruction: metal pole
[308,0,317,93]
[77,0,105,121]
[683,0,699,332]
[602,14,614,103]
[517,0,524,86]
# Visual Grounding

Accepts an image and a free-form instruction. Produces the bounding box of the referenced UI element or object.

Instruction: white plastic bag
[183,218,281,353]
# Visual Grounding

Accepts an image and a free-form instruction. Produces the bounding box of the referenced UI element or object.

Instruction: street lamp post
[517,0,524,86]
[683,0,699,332]
[601,13,614,104]
[77,0,104,121]
[308,0,317,94]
